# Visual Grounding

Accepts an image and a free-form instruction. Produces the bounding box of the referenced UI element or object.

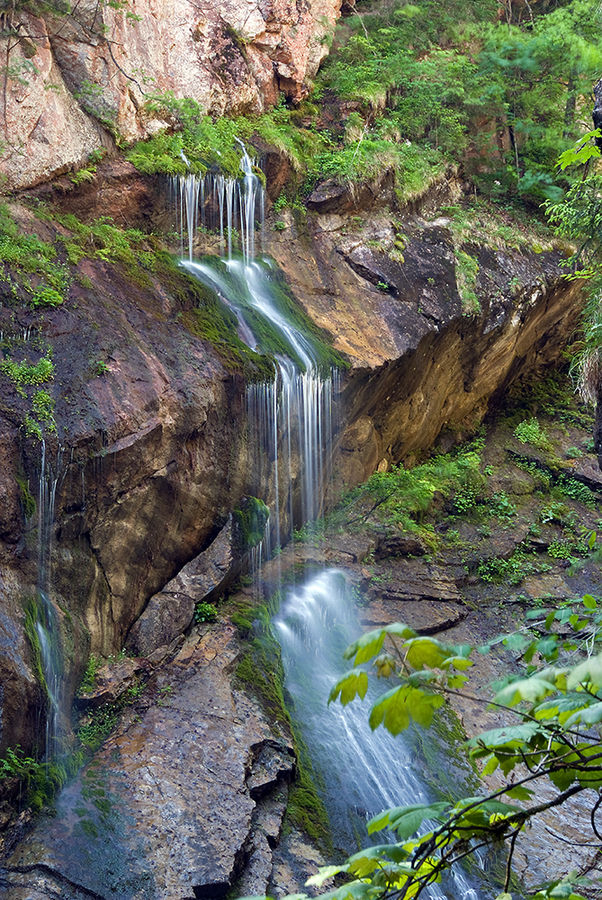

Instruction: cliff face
[0,163,586,763]
[0,0,341,189]
[267,190,583,489]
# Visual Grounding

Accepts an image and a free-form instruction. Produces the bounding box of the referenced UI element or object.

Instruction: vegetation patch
[231,595,332,849]
[335,436,487,540]
[0,744,81,813]
[77,681,144,753]
[194,601,218,624]
[234,496,270,551]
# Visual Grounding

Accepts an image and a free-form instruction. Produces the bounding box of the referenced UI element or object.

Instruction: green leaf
[564,701,602,728]
[557,130,601,169]
[567,653,602,690]
[442,655,473,671]
[383,622,417,640]
[367,802,450,839]
[583,594,597,610]
[404,637,448,670]
[347,843,410,877]
[505,785,534,802]
[369,685,410,734]
[329,670,369,706]
[468,722,542,751]
[481,754,498,777]
[345,629,386,665]
[548,767,578,791]
[306,866,347,887]
[495,677,556,707]
[369,685,444,735]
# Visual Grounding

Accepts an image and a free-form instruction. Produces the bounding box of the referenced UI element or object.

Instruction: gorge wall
[0,159,586,763]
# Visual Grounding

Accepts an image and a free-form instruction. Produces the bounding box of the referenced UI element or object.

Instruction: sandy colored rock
[0,0,341,189]
[0,14,106,189]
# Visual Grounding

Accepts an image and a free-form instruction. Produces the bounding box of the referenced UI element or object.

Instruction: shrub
[194,601,218,624]
[513,417,550,449]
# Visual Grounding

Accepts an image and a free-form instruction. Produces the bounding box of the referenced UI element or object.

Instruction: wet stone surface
[1,625,294,900]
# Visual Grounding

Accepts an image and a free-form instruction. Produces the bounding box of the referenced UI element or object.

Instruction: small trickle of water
[34,441,66,762]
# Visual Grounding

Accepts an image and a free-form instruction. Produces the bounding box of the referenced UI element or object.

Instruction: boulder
[126,518,235,656]
[3,625,295,899]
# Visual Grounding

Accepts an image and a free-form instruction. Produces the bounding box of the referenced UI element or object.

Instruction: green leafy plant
[513,417,550,449]
[298,594,602,900]
[194,601,218,624]
[79,654,101,695]
[0,745,79,813]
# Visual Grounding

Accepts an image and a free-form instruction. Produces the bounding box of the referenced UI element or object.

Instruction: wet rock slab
[2,625,294,900]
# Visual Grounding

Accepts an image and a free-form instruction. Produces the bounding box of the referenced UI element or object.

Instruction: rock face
[0,0,341,189]
[1,624,295,899]
[0,174,587,761]
[267,203,584,488]
[0,209,252,755]
[126,517,235,656]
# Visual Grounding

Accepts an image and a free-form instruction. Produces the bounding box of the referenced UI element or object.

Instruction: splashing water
[274,569,483,900]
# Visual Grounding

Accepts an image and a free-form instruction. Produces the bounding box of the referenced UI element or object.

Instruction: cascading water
[172,143,480,897]
[175,143,337,541]
[275,569,482,900]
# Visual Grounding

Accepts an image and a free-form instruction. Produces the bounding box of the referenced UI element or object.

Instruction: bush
[514,417,550,449]
[194,601,218,624]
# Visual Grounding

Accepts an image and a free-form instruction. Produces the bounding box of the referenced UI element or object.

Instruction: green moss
[455,249,480,314]
[16,475,35,519]
[234,496,270,551]
[23,596,49,699]
[415,704,480,805]
[190,255,347,376]
[232,598,332,850]
[150,251,275,380]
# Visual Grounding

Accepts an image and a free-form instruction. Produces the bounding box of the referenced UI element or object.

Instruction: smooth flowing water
[275,569,482,900]
[176,144,337,542]
[35,441,65,761]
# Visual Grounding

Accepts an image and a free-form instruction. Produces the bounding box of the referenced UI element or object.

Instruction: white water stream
[35,441,66,762]
[176,145,337,536]
[174,144,482,897]
[275,570,482,900]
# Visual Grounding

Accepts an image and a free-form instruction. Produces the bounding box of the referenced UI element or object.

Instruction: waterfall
[176,142,337,546]
[173,144,479,897]
[34,441,65,762]
[275,569,482,900]
[172,141,265,263]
